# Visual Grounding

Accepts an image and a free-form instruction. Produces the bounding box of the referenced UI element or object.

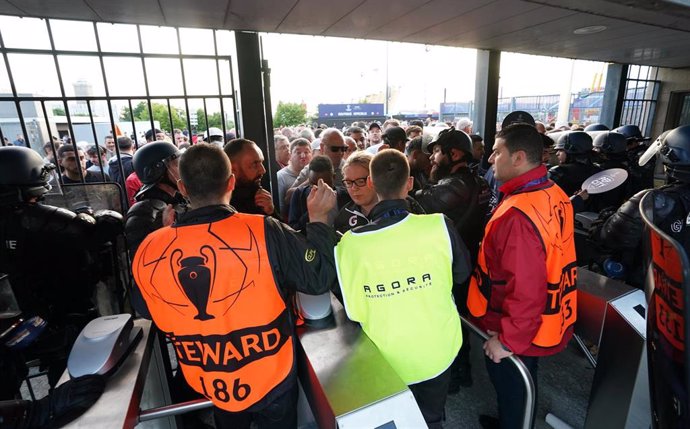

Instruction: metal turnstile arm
[461,316,536,429]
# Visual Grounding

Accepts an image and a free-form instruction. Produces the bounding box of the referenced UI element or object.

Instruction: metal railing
[461,316,536,429]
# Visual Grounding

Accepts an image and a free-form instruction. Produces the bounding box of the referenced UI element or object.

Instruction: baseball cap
[382,126,408,144]
[501,111,536,129]
[368,122,382,131]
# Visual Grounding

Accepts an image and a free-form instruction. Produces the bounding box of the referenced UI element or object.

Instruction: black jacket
[108,153,134,186]
[334,196,425,235]
[549,161,601,198]
[125,186,187,257]
[415,166,490,262]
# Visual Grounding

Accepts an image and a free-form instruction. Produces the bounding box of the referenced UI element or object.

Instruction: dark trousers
[409,366,452,429]
[213,383,298,429]
[485,355,539,429]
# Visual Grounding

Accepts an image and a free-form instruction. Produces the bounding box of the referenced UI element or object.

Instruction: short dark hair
[145,129,163,141]
[57,144,82,158]
[370,149,409,199]
[308,155,333,174]
[289,138,311,153]
[405,136,423,156]
[470,134,483,143]
[223,138,255,161]
[347,126,363,136]
[179,143,232,201]
[117,136,133,150]
[87,145,106,156]
[409,120,424,128]
[496,124,542,165]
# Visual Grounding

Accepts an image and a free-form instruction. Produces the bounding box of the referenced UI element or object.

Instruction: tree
[52,106,65,116]
[273,102,307,127]
[120,101,187,132]
[194,108,235,133]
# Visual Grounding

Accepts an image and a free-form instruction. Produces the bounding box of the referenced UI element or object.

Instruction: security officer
[614,124,655,196]
[415,127,490,392]
[132,143,337,428]
[548,131,601,197]
[590,131,631,210]
[126,141,185,256]
[336,149,470,428]
[0,146,120,425]
[598,125,690,286]
[0,146,122,386]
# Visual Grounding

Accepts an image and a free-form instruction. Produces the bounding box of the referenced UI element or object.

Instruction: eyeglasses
[329,146,348,153]
[343,176,368,188]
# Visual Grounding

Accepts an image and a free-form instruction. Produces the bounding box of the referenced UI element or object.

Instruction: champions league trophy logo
[171,247,217,321]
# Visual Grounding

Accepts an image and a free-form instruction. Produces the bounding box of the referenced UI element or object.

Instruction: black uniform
[0,202,122,390]
[627,144,656,197]
[334,196,425,235]
[548,161,601,198]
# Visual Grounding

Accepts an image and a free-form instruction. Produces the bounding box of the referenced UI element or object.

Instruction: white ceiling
[1,0,689,68]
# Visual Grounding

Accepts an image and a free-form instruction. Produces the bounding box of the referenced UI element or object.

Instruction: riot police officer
[125,141,185,255]
[598,125,690,286]
[0,146,120,426]
[614,124,655,196]
[548,131,601,197]
[587,131,631,211]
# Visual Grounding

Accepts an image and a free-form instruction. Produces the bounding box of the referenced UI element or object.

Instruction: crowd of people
[1,109,689,429]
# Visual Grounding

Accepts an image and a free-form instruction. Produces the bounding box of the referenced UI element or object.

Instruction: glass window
[140,25,179,54]
[183,59,219,96]
[215,30,234,56]
[58,56,106,97]
[180,28,215,55]
[145,58,184,96]
[103,57,146,96]
[50,19,97,51]
[0,58,10,94]
[7,54,62,97]
[97,23,140,53]
[218,60,233,96]
[0,16,51,50]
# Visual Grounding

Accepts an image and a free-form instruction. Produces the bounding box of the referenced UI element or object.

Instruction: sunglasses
[329,146,348,153]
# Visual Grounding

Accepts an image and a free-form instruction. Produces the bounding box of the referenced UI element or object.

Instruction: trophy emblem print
[171,246,217,321]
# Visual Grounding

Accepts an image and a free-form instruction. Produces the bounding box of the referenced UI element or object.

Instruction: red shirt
[126,172,143,207]
[478,165,572,356]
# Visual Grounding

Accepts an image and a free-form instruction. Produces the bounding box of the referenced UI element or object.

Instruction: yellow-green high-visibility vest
[335,213,462,385]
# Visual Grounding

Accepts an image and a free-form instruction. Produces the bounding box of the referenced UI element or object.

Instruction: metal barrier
[461,315,536,429]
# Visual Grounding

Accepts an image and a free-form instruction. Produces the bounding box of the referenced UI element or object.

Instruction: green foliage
[194,109,234,133]
[120,101,187,132]
[52,106,66,116]
[273,102,307,127]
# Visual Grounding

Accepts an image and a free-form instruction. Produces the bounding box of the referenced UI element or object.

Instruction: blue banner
[318,103,385,118]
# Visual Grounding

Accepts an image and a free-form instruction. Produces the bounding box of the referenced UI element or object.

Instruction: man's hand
[483,333,513,363]
[162,204,176,227]
[307,179,336,224]
[255,188,275,215]
[573,189,589,201]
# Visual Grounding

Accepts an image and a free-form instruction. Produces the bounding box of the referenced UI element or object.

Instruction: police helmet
[554,131,593,155]
[133,141,180,188]
[425,126,473,159]
[613,124,646,142]
[659,125,690,183]
[593,132,627,154]
[0,146,54,204]
[584,123,609,132]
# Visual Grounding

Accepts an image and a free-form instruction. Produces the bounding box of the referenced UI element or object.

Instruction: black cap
[368,122,381,131]
[425,127,472,157]
[382,126,408,145]
[501,111,536,129]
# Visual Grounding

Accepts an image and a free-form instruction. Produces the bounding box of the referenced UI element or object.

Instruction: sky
[0,15,609,118]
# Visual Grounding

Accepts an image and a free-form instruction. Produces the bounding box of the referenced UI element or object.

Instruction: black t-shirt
[61,171,109,184]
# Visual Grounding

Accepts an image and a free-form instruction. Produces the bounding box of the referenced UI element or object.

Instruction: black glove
[94,209,124,243]
[25,374,106,428]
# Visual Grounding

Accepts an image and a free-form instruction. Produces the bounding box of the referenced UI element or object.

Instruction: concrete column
[600,63,628,129]
[473,50,500,165]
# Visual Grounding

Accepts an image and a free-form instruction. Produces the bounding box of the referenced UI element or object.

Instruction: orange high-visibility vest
[133,213,293,412]
[467,184,577,348]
